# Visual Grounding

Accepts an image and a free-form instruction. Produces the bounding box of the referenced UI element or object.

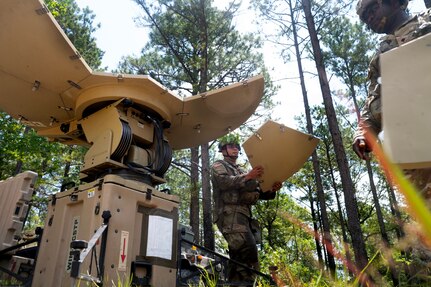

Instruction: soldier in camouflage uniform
[353,0,431,200]
[211,133,282,285]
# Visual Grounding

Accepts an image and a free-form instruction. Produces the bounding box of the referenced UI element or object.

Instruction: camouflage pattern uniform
[355,9,431,200]
[211,157,275,284]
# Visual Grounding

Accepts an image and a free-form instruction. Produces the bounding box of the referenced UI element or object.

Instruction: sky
[74,0,426,129]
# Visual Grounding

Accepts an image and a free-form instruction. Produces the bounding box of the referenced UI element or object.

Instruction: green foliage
[161,149,196,225]
[121,0,263,90]
[44,0,104,70]
[186,263,219,287]
[256,192,322,285]
[74,272,133,286]
[0,113,84,181]
[320,15,376,88]
[0,278,22,286]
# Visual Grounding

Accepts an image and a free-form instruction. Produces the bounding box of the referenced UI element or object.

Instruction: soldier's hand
[271,181,282,192]
[245,165,264,180]
[352,137,371,161]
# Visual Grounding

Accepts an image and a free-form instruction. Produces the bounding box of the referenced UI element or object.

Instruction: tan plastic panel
[167,75,264,149]
[32,175,179,287]
[73,73,182,123]
[0,0,91,126]
[0,0,264,150]
[0,171,37,250]
[243,121,319,192]
[381,33,431,169]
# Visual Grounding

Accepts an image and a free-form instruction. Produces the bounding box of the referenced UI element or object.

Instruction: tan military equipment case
[32,175,179,287]
[0,171,37,250]
[243,121,319,192]
[381,33,431,169]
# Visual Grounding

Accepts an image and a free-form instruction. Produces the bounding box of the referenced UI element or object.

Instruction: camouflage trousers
[217,209,259,285]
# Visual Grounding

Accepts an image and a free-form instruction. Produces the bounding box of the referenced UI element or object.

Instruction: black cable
[145,115,172,177]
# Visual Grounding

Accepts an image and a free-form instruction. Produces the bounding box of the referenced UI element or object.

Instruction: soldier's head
[218,133,241,159]
[356,0,409,34]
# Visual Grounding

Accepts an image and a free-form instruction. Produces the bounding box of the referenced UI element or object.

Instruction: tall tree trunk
[365,163,388,242]
[335,190,353,277]
[308,188,324,267]
[13,126,31,176]
[13,160,23,176]
[317,209,328,266]
[190,147,200,243]
[366,161,399,285]
[323,137,353,276]
[201,143,214,250]
[60,146,73,191]
[265,215,277,248]
[289,0,336,275]
[312,149,337,276]
[197,0,213,250]
[386,183,412,279]
[301,0,369,275]
[386,183,405,239]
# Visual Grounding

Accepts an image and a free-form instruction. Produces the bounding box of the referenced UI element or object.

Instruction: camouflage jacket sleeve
[210,160,259,192]
[354,50,382,141]
[354,11,431,141]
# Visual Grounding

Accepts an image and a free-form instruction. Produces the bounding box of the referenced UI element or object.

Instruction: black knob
[70,240,88,250]
[60,123,70,133]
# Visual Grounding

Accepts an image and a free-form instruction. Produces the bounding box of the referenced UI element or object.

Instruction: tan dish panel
[0,0,264,150]
[243,121,319,192]
[381,33,431,169]
[0,0,91,126]
[167,76,264,148]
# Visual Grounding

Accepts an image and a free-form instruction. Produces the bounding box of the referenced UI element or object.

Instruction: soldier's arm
[353,54,382,160]
[211,162,258,191]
